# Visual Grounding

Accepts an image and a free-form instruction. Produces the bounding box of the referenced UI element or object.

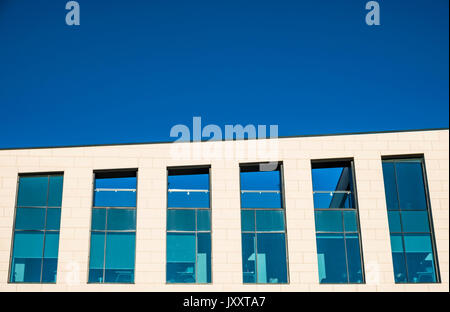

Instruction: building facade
[0,129,448,291]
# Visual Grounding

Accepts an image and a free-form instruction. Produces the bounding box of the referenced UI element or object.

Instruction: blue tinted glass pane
[42,232,59,283]
[240,171,280,191]
[316,233,347,283]
[105,269,134,283]
[105,232,135,283]
[256,210,285,231]
[168,191,210,208]
[404,234,433,253]
[197,210,211,231]
[46,208,61,230]
[343,211,358,232]
[312,167,352,192]
[390,233,404,252]
[10,232,44,283]
[42,258,58,283]
[346,234,363,283]
[92,209,106,230]
[401,211,430,233]
[17,176,48,207]
[15,208,46,230]
[166,263,196,283]
[390,234,407,283]
[315,210,343,232]
[197,233,211,283]
[241,210,255,231]
[94,190,136,207]
[256,233,288,283]
[105,232,135,267]
[166,233,196,283]
[241,192,282,208]
[88,232,105,282]
[12,232,44,258]
[313,192,353,209]
[88,269,104,283]
[388,211,402,232]
[382,162,400,211]
[167,209,195,231]
[404,234,436,283]
[242,233,256,283]
[10,258,42,283]
[48,175,63,207]
[395,161,427,211]
[44,232,60,258]
[107,209,136,230]
[167,233,196,262]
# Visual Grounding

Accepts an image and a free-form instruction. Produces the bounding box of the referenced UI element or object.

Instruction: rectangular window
[382,157,439,283]
[311,160,365,284]
[10,173,64,283]
[240,162,288,284]
[88,170,137,283]
[166,166,211,284]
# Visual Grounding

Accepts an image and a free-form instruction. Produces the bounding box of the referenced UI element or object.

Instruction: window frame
[165,165,212,285]
[8,171,64,284]
[311,158,366,284]
[239,161,290,285]
[87,168,138,284]
[381,154,441,284]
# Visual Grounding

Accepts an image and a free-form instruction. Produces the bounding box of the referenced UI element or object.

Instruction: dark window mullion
[241,208,285,211]
[93,206,136,210]
[314,208,357,211]
[389,231,432,234]
[91,230,135,233]
[167,207,209,210]
[17,206,60,209]
[243,230,285,234]
[14,229,58,233]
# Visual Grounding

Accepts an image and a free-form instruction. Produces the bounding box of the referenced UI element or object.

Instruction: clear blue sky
[0,0,448,148]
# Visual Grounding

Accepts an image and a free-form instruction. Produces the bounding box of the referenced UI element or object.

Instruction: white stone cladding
[0,129,448,292]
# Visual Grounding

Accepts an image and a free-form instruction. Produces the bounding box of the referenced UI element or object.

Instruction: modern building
[0,128,448,292]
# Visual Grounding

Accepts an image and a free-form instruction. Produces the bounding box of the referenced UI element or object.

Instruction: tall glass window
[88,170,137,283]
[240,162,288,284]
[10,173,64,283]
[311,160,364,284]
[166,166,211,284]
[382,157,439,283]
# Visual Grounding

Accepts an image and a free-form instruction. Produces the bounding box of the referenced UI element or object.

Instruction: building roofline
[0,127,448,151]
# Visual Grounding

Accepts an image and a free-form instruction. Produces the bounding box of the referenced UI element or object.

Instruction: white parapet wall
[0,129,448,292]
